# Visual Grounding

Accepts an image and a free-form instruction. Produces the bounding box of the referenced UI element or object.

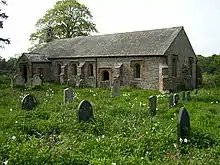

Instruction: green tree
[29,0,98,48]
[0,0,10,47]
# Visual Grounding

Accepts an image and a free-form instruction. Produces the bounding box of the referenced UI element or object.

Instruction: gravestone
[21,94,37,110]
[194,88,198,95]
[149,95,157,116]
[186,91,191,101]
[63,87,74,103]
[173,93,179,106]
[168,94,174,107]
[77,100,93,122]
[111,79,120,98]
[11,74,25,88]
[32,74,42,87]
[181,91,186,102]
[177,107,190,138]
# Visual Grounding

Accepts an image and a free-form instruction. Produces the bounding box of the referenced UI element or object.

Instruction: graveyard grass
[1,75,220,164]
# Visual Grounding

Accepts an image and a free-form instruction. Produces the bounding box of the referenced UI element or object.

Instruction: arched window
[57,64,61,75]
[72,64,77,75]
[88,64,94,77]
[135,63,140,78]
[102,70,109,81]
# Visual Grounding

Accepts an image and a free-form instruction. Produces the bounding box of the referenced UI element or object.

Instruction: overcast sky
[0,0,219,59]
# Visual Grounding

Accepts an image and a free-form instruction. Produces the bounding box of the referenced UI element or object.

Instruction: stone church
[16,26,198,92]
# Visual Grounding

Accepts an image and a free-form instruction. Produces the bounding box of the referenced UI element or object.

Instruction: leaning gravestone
[177,107,190,138]
[194,88,198,95]
[77,100,93,122]
[11,74,25,88]
[173,93,179,106]
[32,74,42,88]
[21,94,37,110]
[63,87,74,103]
[181,91,186,102]
[111,79,120,98]
[168,94,174,107]
[186,91,191,101]
[149,95,157,116]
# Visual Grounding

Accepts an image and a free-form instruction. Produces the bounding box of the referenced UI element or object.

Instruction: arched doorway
[102,70,109,81]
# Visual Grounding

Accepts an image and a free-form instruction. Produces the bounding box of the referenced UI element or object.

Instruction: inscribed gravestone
[168,94,174,107]
[21,94,37,110]
[63,88,74,103]
[177,107,190,138]
[173,93,179,106]
[32,74,42,87]
[111,79,120,98]
[149,96,157,116]
[186,91,191,101]
[11,74,25,88]
[181,91,186,102]
[77,100,93,122]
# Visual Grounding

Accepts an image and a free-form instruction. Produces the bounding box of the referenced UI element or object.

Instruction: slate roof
[25,53,50,62]
[30,26,183,59]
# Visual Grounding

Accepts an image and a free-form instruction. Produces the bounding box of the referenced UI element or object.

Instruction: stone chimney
[45,26,54,43]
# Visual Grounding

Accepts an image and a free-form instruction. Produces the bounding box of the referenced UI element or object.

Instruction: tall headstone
[177,107,190,138]
[11,74,25,88]
[111,79,120,98]
[63,87,74,103]
[21,94,37,110]
[173,93,179,106]
[181,91,186,102]
[168,94,174,107]
[77,100,93,122]
[149,95,157,116]
[32,74,42,87]
[186,91,191,101]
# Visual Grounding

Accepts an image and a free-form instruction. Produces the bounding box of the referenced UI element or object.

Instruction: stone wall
[32,63,52,81]
[165,28,197,91]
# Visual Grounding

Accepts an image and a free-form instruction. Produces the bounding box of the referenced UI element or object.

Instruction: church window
[134,63,141,78]
[172,58,177,77]
[88,64,94,77]
[72,64,77,75]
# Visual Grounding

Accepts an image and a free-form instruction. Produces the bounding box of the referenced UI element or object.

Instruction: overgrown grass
[0,77,220,164]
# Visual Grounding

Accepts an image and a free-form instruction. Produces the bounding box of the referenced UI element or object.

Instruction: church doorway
[102,70,109,81]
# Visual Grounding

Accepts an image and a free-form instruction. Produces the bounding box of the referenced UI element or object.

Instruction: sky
[0,0,220,59]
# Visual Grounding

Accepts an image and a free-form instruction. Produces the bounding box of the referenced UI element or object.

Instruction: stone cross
[181,91,186,102]
[177,107,190,139]
[32,74,42,87]
[148,95,157,116]
[186,91,191,101]
[21,94,37,110]
[77,100,93,122]
[11,74,25,88]
[111,79,120,98]
[173,93,179,106]
[63,87,74,103]
[168,94,174,107]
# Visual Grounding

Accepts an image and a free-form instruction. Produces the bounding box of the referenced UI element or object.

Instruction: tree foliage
[0,0,10,47]
[197,54,220,74]
[29,0,98,48]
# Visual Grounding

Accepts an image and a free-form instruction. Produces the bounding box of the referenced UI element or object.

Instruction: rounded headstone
[77,100,93,122]
[21,94,37,110]
[177,107,190,138]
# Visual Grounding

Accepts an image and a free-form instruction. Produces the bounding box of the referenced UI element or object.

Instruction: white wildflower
[156,108,158,111]
[174,143,177,148]
[12,136,16,140]
[9,108,12,111]
[15,121,18,124]
[184,138,188,143]
[179,138,183,143]
[216,101,218,104]
[171,118,174,120]
[3,160,8,165]
[111,163,116,165]
[141,157,144,160]
[101,135,105,138]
